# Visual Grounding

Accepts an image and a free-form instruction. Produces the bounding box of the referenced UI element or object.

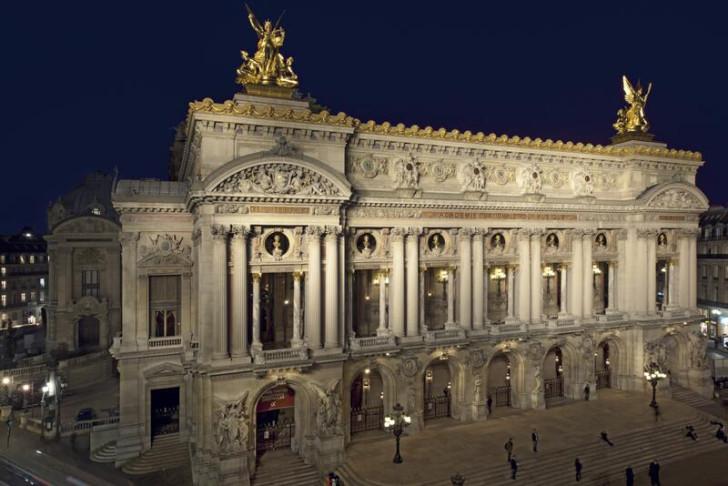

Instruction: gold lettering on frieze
[658,215,685,222]
[249,205,311,215]
[419,211,578,221]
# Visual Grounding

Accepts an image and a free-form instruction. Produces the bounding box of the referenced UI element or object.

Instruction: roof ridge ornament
[236,3,299,99]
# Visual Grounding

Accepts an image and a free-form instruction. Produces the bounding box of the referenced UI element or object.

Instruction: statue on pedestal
[613,75,652,135]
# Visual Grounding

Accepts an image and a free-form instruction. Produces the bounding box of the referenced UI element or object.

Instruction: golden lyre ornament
[236,4,298,90]
[613,75,652,135]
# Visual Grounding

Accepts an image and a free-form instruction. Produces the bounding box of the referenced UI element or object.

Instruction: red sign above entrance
[256,386,295,412]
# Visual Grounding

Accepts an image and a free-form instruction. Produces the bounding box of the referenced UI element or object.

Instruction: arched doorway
[543,346,564,403]
[77,316,99,350]
[424,361,451,420]
[350,368,384,435]
[255,385,295,457]
[487,352,512,408]
[595,342,612,389]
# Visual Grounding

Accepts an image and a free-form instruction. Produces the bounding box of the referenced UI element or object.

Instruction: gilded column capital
[293,270,303,281]
[251,271,262,281]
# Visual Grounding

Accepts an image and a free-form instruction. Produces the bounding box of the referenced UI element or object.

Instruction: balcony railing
[253,347,309,365]
[350,335,397,351]
[148,336,183,348]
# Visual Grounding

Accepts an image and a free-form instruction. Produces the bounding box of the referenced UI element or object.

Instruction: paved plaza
[339,389,728,485]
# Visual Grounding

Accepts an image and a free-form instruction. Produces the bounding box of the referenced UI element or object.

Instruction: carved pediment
[143,362,185,378]
[648,189,703,209]
[212,162,342,196]
[138,234,192,267]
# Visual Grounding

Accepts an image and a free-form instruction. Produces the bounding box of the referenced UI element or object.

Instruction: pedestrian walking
[486,395,493,416]
[531,429,539,452]
[714,422,728,443]
[583,383,590,401]
[625,466,635,486]
[509,456,518,480]
[504,437,514,462]
[648,459,661,486]
[685,425,698,441]
[575,458,582,482]
[600,431,614,446]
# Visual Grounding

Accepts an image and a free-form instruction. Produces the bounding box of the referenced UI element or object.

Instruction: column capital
[211,224,228,240]
[230,225,249,239]
[390,227,406,242]
[637,228,658,238]
[252,271,262,281]
[516,229,532,241]
[615,228,628,241]
[405,227,423,237]
[472,229,485,241]
[119,231,140,247]
[324,225,342,241]
[305,225,324,238]
[582,229,596,238]
[458,227,474,240]
[293,271,303,281]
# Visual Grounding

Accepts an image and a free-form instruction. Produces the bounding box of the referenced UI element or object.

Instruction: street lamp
[384,403,411,464]
[644,363,667,408]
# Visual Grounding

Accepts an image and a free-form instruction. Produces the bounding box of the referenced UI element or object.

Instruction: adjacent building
[100,14,712,485]
[0,227,47,329]
[44,172,122,355]
[698,205,728,343]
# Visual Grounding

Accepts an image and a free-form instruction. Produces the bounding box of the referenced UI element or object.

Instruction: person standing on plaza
[509,455,518,480]
[487,394,493,416]
[575,458,582,482]
[583,383,590,401]
[504,437,514,462]
[648,460,661,486]
[531,429,539,452]
[600,431,614,446]
[625,466,635,486]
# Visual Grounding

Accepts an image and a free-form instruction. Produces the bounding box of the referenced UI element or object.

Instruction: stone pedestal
[314,434,345,472]
[219,454,250,486]
[471,402,487,420]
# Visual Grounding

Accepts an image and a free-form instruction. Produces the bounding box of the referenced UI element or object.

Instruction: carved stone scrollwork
[468,349,486,369]
[427,159,456,183]
[352,155,388,178]
[316,382,343,436]
[519,164,543,194]
[215,391,250,455]
[648,189,703,209]
[119,232,140,247]
[305,225,324,239]
[400,356,421,378]
[571,169,594,196]
[390,227,406,242]
[391,154,420,189]
[211,224,228,240]
[139,233,192,266]
[230,225,249,239]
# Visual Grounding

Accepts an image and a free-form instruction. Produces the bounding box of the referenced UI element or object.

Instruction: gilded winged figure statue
[613,75,652,134]
[236,4,298,89]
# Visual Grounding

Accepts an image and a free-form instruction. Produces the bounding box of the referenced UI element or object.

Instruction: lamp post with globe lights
[644,363,667,408]
[384,403,411,464]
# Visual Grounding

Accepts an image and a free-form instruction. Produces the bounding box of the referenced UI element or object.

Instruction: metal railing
[256,423,294,453]
[544,377,564,399]
[350,405,384,434]
[424,395,451,420]
[148,336,183,348]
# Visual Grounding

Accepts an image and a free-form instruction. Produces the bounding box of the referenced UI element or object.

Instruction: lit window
[39,278,45,288]
[0,281,5,290]
[149,275,181,337]
[91,207,102,216]
[0,295,5,307]
[1,268,6,277]
[29,255,35,264]
[0,313,5,322]
[81,270,100,297]
[19,255,25,264]
[20,293,26,303]
[0,255,4,264]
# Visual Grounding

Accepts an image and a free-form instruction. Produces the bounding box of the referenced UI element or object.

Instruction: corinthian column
[472,231,485,329]
[230,226,249,358]
[251,272,262,352]
[689,230,698,309]
[459,228,473,329]
[678,231,690,309]
[606,262,616,312]
[517,230,531,322]
[390,228,406,337]
[324,227,340,349]
[582,231,594,319]
[120,232,139,350]
[445,266,457,328]
[291,271,303,347]
[211,225,228,360]
[530,230,542,324]
[377,269,389,336]
[569,230,583,318]
[305,226,322,350]
[646,231,657,314]
[559,264,568,316]
[406,228,420,337]
[506,265,516,321]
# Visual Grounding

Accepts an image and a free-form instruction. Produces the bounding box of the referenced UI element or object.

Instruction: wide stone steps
[253,450,321,486]
[671,385,717,409]
[90,440,117,463]
[121,434,189,476]
[337,411,723,486]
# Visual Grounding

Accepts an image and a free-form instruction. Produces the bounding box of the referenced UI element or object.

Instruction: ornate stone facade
[105,44,711,486]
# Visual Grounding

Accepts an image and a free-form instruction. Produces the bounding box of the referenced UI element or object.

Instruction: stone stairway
[252,450,321,486]
[671,384,717,409]
[90,440,117,463]
[121,434,189,476]
[336,411,725,486]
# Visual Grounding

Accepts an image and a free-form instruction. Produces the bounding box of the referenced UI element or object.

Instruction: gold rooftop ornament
[612,75,653,141]
[236,4,298,98]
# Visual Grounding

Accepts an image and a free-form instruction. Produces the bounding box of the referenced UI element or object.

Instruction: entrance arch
[543,346,565,404]
[424,360,452,420]
[595,342,612,389]
[77,315,100,350]
[255,385,296,457]
[349,369,384,435]
[487,352,513,408]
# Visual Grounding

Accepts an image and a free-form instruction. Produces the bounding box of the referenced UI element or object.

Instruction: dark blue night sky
[1,1,725,234]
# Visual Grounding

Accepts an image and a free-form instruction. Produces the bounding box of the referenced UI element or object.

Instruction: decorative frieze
[213,163,341,196]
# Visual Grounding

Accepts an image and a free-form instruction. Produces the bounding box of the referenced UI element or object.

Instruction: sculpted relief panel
[648,189,703,209]
[213,163,341,196]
